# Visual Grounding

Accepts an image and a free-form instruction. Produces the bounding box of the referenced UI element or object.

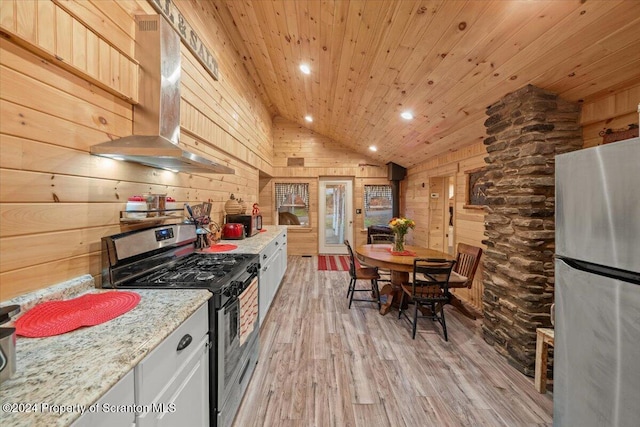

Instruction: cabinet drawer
[260,231,285,264]
[135,303,208,405]
[260,239,278,264]
[137,336,209,427]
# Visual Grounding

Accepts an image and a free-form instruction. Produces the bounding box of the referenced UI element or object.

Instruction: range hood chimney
[387,162,406,218]
[90,15,234,174]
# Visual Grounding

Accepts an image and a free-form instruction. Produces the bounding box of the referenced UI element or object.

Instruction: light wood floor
[233,256,553,426]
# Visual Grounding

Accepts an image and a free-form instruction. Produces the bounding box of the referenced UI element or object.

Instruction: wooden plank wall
[0,0,138,103]
[405,142,487,313]
[581,83,640,148]
[0,0,273,300]
[266,117,388,255]
[427,177,447,253]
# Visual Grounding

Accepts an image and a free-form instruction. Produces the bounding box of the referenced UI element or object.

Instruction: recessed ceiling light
[304,115,313,122]
[300,64,311,75]
[369,146,377,152]
[401,111,414,120]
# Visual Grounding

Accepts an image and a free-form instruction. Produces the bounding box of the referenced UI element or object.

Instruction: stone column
[481,85,581,375]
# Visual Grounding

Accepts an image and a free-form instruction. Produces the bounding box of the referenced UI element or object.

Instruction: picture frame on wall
[464,167,488,209]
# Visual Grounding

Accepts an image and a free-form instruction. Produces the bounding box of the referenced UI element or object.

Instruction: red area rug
[318,255,351,271]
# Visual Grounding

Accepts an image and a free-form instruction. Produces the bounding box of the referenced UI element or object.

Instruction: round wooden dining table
[356,243,457,315]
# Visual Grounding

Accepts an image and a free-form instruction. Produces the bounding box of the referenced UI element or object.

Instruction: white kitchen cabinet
[136,304,209,427]
[70,369,136,427]
[259,230,287,326]
[276,233,287,284]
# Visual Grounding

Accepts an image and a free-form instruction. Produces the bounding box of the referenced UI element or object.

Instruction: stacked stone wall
[481,85,581,375]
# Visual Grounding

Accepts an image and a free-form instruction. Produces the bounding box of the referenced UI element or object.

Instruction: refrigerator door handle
[558,257,640,285]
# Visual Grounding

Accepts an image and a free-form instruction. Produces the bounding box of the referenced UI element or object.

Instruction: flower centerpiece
[388,217,415,252]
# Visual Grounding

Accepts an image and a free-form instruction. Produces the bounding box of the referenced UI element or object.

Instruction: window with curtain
[275,183,309,226]
[364,185,393,227]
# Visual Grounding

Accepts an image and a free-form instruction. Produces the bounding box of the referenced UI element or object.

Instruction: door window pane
[364,185,393,228]
[324,183,347,245]
[275,183,309,226]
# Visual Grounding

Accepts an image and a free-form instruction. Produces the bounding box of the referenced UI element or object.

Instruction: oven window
[224,300,241,386]
[228,303,239,344]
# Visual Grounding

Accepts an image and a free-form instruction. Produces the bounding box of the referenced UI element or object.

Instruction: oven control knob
[231,281,241,296]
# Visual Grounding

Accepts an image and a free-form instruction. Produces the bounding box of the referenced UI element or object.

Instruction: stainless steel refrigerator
[554,137,640,426]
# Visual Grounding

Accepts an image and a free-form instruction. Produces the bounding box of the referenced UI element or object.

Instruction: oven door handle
[235,272,258,296]
[176,334,193,351]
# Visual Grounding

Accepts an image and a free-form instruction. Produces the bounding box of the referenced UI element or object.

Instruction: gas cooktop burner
[195,271,219,281]
[126,253,256,290]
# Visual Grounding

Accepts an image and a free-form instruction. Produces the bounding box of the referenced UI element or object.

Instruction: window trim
[274,182,311,227]
[363,184,394,228]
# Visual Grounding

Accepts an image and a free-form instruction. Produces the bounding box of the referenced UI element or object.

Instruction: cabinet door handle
[176,334,193,351]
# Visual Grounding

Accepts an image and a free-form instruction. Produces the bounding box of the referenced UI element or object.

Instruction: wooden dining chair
[368,233,394,244]
[344,240,381,309]
[448,243,483,320]
[366,234,394,282]
[398,258,456,340]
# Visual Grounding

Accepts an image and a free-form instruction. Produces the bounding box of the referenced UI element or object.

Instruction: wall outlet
[431,193,439,199]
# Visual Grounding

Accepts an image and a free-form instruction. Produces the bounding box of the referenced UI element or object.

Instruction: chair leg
[441,304,448,342]
[398,291,405,319]
[371,279,381,309]
[348,277,356,309]
[347,276,354,298]
[411,301,419,339]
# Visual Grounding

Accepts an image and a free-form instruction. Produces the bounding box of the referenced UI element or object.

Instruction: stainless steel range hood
[91,15,234,174]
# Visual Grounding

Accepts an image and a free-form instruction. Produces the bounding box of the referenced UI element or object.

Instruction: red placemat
[16,291,140,338]
[202,244,238,253]
[386,248,416,256]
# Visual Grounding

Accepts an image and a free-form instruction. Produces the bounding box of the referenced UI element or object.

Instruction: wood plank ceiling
[212,0,640,168]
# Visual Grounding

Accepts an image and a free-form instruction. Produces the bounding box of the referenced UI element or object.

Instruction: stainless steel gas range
[100,224,260,427]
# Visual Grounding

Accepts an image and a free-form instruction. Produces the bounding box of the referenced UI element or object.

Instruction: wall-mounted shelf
[119,208,184,224]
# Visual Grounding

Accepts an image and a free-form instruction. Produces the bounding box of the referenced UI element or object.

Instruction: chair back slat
[369,234,394,244]
[454,243,483,289]
[412,258,456,297]
[344,240,357,278]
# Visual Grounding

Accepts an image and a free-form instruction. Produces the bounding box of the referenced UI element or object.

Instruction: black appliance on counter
[225,214,262,237]
[100,224,260,427]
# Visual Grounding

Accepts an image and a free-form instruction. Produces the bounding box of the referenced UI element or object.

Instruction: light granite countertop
[0,227,286,426]
[0,276,210,427]
[211,225,287,254]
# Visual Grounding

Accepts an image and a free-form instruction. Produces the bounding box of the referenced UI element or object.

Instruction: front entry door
[319,178,353,254]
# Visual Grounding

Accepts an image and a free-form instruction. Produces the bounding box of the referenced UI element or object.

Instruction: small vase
[393,233,405,252]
